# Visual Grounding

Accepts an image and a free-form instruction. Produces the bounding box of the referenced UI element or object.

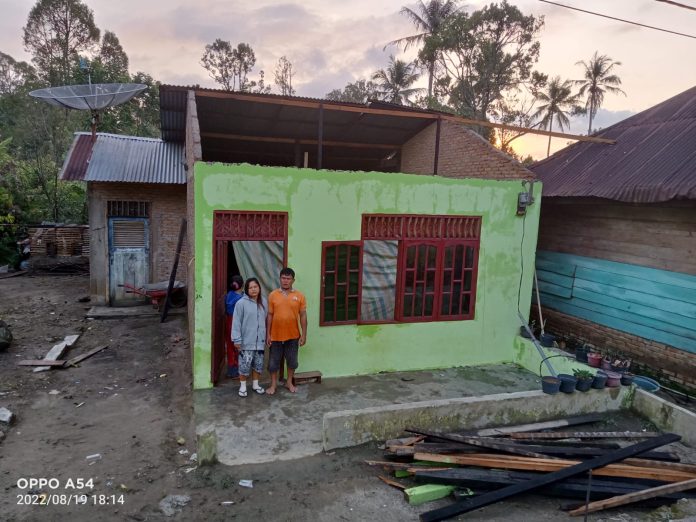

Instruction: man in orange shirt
[266,267,307,395]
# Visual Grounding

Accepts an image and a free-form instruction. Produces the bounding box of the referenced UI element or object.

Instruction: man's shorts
[239,350,264,376]
[269,338,299,372]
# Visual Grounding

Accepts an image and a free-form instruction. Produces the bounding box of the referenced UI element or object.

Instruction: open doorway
[212,211,288,385]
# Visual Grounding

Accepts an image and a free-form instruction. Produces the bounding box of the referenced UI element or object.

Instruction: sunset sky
[2,0,695,159]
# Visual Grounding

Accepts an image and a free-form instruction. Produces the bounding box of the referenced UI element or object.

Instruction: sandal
[253,386,265,395]
[238,389,248,397]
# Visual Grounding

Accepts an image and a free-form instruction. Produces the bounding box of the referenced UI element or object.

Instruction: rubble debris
[239,479,253,488]
[85,453,102,461]
[33,334,80,372]
[0,407,15,424]
[405,484,455,506]
[159,494,191,517]
[473,414,604,437]
[64,345,108,367]
[0,320,13,351]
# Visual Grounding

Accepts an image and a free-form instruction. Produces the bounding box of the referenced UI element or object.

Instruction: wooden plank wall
[28,226,89,257]
[535,250,696,354]
[537,199,696,276]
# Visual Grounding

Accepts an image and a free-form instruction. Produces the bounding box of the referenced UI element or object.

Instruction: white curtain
[232,240,284,298]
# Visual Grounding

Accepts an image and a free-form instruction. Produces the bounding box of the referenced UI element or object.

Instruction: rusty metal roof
[59,132,186,184]
[531,85,696,202]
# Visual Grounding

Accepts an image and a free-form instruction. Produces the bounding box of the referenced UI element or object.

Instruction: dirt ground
[1,275,695,522]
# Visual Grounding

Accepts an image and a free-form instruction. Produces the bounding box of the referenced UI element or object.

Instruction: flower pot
[541,376,561,395]
[540,333,556,348]
[591,371,608,389]
[557,373,577,394]
[621,372,635,386]
[587,353,602,368]
[604,371,622,388]
[633,375,660,392]
[601,357,612,371]
[575,377,593,392]
[575,346,589,363]
[520,325,533,339]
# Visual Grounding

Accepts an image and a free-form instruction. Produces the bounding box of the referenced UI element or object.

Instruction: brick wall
[89,182,187,303]
[542,306,696,391]
[401,120,533,180]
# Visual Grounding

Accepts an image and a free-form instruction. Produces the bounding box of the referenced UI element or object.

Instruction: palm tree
[575,51,626,134]
[532,76,581,157]
[372,57,422,105]
[389,0,459,100]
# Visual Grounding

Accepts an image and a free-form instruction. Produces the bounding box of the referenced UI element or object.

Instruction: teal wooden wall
[535,251,696,354]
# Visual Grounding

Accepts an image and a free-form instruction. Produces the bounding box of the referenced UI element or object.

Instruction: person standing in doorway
[232,278,267,397]
[266,267,307,395]
[225,275,244,378]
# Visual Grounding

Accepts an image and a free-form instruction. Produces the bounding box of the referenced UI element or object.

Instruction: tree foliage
[274,56,295,96]
[200,40,266,92]
[575,51,625,134]
[532,76,581,157]
[326,79,381,104]
[371,56,422,105]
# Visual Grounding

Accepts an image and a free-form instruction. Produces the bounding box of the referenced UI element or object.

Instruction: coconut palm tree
[372,56,422,105]
[389,0,459,100]
[532,76,581,157]
[575,51,626,134]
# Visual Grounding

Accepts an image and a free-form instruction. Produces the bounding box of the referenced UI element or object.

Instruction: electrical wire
[517,203,528,316]
[539,0,696,39]
[655,0,696,12]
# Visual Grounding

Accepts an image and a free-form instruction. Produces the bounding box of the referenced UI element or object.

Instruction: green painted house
[158,85,540,390]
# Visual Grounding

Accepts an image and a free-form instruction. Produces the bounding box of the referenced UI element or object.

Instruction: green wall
[193,163,540,389]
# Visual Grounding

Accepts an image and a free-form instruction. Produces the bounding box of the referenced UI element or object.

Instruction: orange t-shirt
[268,289,307,342]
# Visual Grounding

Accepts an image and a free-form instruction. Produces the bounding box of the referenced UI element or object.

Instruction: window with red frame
[320,215,481,326]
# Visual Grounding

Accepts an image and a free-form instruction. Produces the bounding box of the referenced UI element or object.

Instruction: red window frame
[320,241,362,326]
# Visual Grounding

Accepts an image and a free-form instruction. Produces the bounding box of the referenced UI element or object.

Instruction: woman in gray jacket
[232,277,267,397]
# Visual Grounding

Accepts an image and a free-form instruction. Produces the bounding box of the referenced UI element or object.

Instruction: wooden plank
[17,360,67,367]
[201,132,400,150]
[536,280,572,299]
[405,428,555,459]
[469,414,604,437]
[567,478,696,516]
[536,269,574,289]
[160,218,187,323]
[292,371,322,385]
[418,433,681,522]
[483,444,679,462]
[33,340,68,373]
[535,257,576,278]
[405,484,454,506]
[386,436,425,448]
[64,345,109,367]
[509,431,661,440]
[378,475,406,490]
[622,458,696,474]
[412,452,696,482]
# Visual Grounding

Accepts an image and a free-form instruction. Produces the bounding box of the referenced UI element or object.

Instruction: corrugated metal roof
[530,85,696,203]
[59,132,186,184]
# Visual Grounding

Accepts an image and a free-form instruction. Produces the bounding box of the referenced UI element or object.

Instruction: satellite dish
[29,83,147,139]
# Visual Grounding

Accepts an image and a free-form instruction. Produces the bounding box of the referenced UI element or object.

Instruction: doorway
[212,211,288,385]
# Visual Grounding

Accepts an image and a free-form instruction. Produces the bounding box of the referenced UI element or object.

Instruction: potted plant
[557,373,577,394]
[587,352,602,368]
[519,320,536,339]
[575,343,589,363]
[541,376,561,395]
[601,356,613,371]
[573,369,594,392]
[591,370,608,389]
[540,332,556,347]
[621,372,635,386]
[604,370,622,388]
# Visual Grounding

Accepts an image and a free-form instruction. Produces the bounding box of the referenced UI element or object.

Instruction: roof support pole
[317,103,324,170]
[434,117,442,175]
[294,140,302,167]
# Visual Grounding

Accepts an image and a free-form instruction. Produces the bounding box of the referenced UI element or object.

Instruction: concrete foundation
[631,389,696,447]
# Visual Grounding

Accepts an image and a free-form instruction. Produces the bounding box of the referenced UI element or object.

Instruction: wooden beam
[509,431,662,440]
[194,89,616,144]
[18,360,66,367]
[317,103,324,169]
[378,475,407,490]
[469,414,604,437]
[568,478,696,516]
[64,345,109,367]
[433,117,441,175]
[412,452,696,482]
[200,132,399,150]
[419,433,681,522]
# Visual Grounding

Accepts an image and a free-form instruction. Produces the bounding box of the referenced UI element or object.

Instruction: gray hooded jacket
[231,295,267,351]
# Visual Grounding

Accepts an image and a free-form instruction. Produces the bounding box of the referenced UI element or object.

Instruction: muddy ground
[1,275,695,522]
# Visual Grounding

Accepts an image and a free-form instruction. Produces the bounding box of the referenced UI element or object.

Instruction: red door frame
[211,211,288,385]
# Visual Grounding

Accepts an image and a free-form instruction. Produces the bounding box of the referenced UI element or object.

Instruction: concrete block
[0,407,14,424]
[323,388,629,451]
[631,389,696,447]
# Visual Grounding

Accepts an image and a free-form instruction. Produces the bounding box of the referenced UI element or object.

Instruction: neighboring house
[531,86,696,390]
[157,85,540,389]
[59,132,187,306]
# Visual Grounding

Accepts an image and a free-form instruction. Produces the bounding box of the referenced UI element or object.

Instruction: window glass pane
[443,270,452,290]
[336,286,347,321]
[337,246,347,283]
[425,294,434,315]
[444,246,453,268]
[403,294,413,317]
[465,246,475,268]
[414,286,423,316]
[463,294,471,314]
[426,270,435,291]
[452,283,462,314]
[406,245,416,267]
[417,245,426,273]
[441,293,451,315]
[427,245,437,267]
[349,246,360,269]
[325,246,336,271]
[405,270,415,290]
[347,297,358,320]
[323,298,334,322]
[324,273,335,297]
[454,245,464,273]
[464,271,472,291]
[349,271,359,295]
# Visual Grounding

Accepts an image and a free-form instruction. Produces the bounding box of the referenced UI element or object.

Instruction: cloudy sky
[1,0,695,158]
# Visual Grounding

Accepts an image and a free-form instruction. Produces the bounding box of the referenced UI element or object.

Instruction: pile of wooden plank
[365,415,696,521]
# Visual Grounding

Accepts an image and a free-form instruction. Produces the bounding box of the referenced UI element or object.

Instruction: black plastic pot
[591,371,608,389]
[541,376,561,395]
[540,333,556,347]
[575,346,589,363]
[621,372,635,386]
[576,377,593,392]
[520,325,533,339]
[557,373,577,394]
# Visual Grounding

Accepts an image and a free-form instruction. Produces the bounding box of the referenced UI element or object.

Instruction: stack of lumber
[365,416,696,521]
[28,226,89,258]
